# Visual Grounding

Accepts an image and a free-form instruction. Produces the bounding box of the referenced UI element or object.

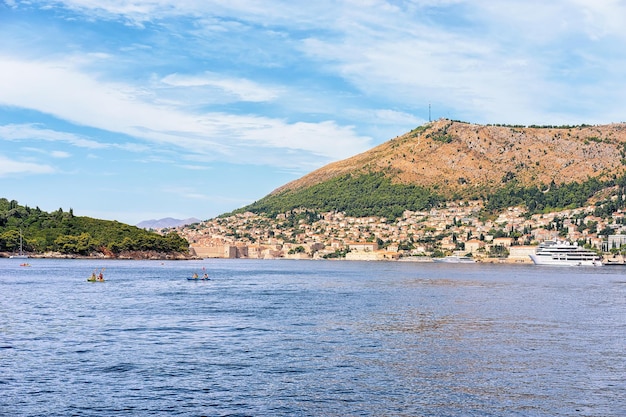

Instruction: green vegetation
[484,175,626,214]
[0,199,188,256]
[407,124,429,138]
[230,170,626,222]
[322,248,350,259]
[225,120,626,223]
[486,123,594,129]
[287,246,306,255]
[429,133,453,143]
[233,172,443,220]
[425,120,454,143]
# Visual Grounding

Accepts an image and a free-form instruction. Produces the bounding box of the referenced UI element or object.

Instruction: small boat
[20,263,31,267]
[188,270,210,280]
[10,229,29,259]
[433,255,475,263]
[87,268,106,282]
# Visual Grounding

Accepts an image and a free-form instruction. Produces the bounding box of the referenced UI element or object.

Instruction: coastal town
[173,200,626,263]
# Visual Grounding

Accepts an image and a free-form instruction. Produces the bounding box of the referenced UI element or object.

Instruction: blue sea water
[1,258,624,416]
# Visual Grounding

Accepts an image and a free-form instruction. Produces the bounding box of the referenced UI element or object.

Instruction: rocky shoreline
[0,250,197,260]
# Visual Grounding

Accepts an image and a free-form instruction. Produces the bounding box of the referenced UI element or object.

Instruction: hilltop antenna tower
[429,103,431,122]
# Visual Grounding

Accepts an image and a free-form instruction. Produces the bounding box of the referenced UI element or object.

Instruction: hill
[0,199,190,258]
[234,119,626,218]
[275,119,626,195]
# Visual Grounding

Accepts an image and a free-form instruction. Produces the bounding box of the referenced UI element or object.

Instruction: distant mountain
[137,217,201,229]
[232,119,626,219]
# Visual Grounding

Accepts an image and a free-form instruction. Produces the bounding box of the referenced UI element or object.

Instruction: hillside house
[492,237,514,248]
[348,242,378,252]
[465,239,485,255]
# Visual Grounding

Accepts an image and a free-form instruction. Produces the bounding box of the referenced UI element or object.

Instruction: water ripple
[1,259,624,416]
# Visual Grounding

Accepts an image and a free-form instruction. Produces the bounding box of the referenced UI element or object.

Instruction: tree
[0,199,190,255]
[288,246,305,254]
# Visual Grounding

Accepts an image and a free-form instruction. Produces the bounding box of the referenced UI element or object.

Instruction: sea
[1,258,624,417]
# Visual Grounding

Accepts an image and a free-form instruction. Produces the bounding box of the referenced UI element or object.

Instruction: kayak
[187,277,210,281]
[88,268,106,282]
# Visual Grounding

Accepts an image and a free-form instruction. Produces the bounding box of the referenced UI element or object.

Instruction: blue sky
[1,1,625,225]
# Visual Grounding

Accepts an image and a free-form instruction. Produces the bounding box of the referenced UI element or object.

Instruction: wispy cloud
[160,72,281,102]
[161,185,213,201]
[21,147,72,159]
[0,57,371,166]
[0,124,108,149]
[7,1,626,126]
[0,155,55,176]
[50,150,71,158]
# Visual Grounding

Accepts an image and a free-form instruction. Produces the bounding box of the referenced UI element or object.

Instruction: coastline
[0,250,197,261]
[6,251,624,265]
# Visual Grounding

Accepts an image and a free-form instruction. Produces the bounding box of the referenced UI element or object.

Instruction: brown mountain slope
[273,119,626,198]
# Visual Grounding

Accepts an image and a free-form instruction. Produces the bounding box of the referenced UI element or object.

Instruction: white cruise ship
[529,240,603,266]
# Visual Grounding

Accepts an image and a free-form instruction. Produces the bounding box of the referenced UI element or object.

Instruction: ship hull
[529,254,602,266]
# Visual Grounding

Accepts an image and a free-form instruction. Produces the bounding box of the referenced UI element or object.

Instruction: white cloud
[30,0,336,26]
[50,151,71,158]
[574,0,626,40]
[371,110,423,126]
[0,155,55,176]
[161,72,281,102]
[479,0,626,41]
[20,1,626,48]
[178,164,210,171]
[0,124,108,149]
[0,57,372,165]
[302,28,541,121]
[5,0,626,140]
[295,1,626,124]
[20,147,72,159]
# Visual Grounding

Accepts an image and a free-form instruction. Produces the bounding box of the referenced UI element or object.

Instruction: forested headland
[0,198,189,258]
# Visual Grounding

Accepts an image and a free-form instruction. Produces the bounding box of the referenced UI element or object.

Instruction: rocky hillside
[273,119,626,198]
